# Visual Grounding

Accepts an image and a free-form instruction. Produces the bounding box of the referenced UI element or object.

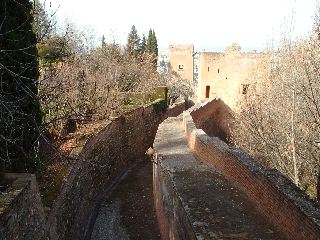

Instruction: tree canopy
[0,0,40,173]
[147,29,158,56]
[125,26,158,68]
[147,29,158,65]
[126,25,140,56]
[33,0,55,42]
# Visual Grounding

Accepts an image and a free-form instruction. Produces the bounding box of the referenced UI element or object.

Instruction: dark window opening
[205,85,210,98]
[208,67,210,72]
[178,64,184,70]
[242,84,249,94]
[218,69,220,73]
[225,77,228,79]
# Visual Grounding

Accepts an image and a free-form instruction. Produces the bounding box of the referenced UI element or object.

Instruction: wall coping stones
[154,110,285,239]
[183,98,320,239]
[0,173,49,239]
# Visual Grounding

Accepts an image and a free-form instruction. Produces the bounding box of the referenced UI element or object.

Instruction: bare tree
[232,34,320,197]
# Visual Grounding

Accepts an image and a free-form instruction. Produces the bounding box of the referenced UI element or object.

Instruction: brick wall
[153,163,196,240]
[0,174,49,240]
[190,98,234,143]
[47,100,188,240]
[197,45,264,108]
[184,99,320,240]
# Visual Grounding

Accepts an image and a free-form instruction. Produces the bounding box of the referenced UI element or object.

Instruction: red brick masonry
[184,98,320,240]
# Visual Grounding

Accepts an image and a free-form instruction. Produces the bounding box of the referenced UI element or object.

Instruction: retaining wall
[47,100,189,240]
[189,98,233,143]
[184,98,320,240]
[0,174,49,240]
[153,162,196,240]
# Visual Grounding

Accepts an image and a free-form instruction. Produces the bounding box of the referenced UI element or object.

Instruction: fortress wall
[168,44,194,81]
[184,99,320,240]
[197,49,262,108]
[153,162,196,240]
[47,100,189,240]
[189,98,234,143]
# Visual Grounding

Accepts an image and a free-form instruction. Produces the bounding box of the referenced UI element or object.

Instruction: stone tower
[197,44,263,108]
[168,44,194,82]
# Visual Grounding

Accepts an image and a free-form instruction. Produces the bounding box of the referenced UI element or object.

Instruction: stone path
[154,116,286,240]
[90,160,161,240]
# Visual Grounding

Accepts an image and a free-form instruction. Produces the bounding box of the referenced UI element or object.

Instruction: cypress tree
[0,0,41,173]
[151,30,158,58]
[33,0,54,42]
[146,29,153,53]
[139,34,147,54]
[147,29,158,66]
[101,35,106,48]
[126,25,140,56]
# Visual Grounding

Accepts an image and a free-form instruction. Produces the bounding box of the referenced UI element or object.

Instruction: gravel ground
[90,200,129,240]
[90,160,161,240]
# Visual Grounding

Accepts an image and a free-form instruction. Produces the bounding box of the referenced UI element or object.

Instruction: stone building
[167,43,263,108]
[168,44,194,82]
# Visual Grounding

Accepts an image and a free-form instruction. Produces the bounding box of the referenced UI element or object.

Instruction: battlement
[168,44,194,55]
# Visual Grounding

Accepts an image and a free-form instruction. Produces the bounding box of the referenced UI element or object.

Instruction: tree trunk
[0,160,5,184]
[317,167,320,200]
[291,85,299,186]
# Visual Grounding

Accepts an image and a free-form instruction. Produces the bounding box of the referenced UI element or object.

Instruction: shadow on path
[90,159,161,240]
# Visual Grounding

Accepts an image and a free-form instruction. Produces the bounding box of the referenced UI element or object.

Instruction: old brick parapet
[47,100,189,240]
[0,174,49,240]
[154,112,284,239]
[183,98,320,240]
[0,99,189,240]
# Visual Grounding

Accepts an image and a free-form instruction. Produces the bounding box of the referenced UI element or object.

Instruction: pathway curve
[90,160,161,240]
[154,116,286,239]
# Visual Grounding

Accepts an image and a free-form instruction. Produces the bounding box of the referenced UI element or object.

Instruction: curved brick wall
[47,100,189,240]
[183,98,320,240]
[189,98,234,143]
[0,174,49,240]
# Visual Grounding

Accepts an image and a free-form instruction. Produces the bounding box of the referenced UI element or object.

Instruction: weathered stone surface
[0,174,49,240]
[184,98,320,240]
[90,161,161,240]
[47,100,189,240]
[154,116,284,240]
[168,44,264,107]
[0,100,189,240]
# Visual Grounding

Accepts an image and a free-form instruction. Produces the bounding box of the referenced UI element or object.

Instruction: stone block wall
[184,99,320,240]
[197,45,263,108]
[168,44,194,82]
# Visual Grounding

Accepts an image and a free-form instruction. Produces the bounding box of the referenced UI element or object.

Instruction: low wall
[184,98,320,240]
[0,174,49,240]
[190,98,233,143]
[47,100,189,240]
[153,163,196,240]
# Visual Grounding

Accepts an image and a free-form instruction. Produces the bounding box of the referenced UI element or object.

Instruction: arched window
[205,85,210,98]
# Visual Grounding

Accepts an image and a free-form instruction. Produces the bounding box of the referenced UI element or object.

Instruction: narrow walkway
[154,117,286,239]
[90,160,161,240]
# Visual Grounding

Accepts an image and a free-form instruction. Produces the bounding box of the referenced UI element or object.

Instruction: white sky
[46,0,318,52]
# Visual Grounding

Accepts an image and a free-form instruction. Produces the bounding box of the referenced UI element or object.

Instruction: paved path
[91,116,286,240]
[154,117,286,240]
[90,160,161,240]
